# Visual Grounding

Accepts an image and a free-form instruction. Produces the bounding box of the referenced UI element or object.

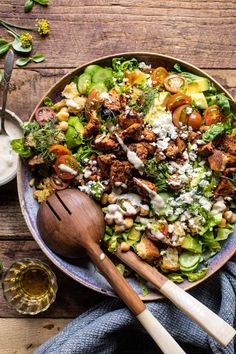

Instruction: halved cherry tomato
[35,106,56,126]
[151,67,168,86]
[187,111,202,131]
[54,155,79,180]
[155,221,169,236]
[50,174,70,190]
[172,104,191,128]
[204,105,224,125]
[164,75,187,93]
[49,144,71,157]
[166,93,191,111]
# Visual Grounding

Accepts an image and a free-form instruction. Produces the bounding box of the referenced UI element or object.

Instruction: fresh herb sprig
[16,53,45,67]
[24,0,49,13]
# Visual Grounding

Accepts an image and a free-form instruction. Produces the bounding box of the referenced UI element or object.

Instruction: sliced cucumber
[89,82,108,93]
[92,67,113,83]
[84,64,101,76]
[179,251,201,270]
[77,73,91,94]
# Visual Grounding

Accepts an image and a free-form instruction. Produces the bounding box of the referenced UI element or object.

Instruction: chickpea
[104,215,113,225]
[223,210,236,223]
[140,206,149,216]
[124,218,134,230]
[218,218,227,228]
[107,193,118,204]
[114,224,125,233]
[58,121,69,131]
[101,193,108,205]
[120,242,130,252]
[57,107,69,121]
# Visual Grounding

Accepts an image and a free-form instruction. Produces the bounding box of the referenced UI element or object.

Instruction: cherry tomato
[166,93,191,111]
[49,144,71,157]
[164,75,187,93]
[54,155,79,180]
[187,111,202,131]
[172,104,191,128]
[156,221,168,236]
[50,174,70,190]
[35,106,56,126]
[204,105,224,125]
[151,67,168,86]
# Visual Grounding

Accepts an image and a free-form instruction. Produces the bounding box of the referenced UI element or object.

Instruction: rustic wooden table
[0,1,236,353]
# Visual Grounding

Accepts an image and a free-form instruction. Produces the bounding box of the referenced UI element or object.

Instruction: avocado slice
[187,78,209,94]
[189,92,208,109]
[68,116,84,136]
[181,235,202,254]
[66,116,84,149]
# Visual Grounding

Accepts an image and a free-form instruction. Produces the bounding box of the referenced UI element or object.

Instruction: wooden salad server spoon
[37,189,185,354]
[115,246,236,347]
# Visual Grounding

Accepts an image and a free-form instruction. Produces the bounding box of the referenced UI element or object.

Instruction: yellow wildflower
[36,18,50,35]
[20,32,32,48]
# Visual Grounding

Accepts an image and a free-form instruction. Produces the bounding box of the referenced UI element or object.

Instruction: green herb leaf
[24,0,34,12]
[11,36,32,53]
[11,138,32,158]
[202,123,226,142]
[34,0,49,5]
[32,53,45,63]
[0,70,2,82]
[173,63,204,83]
[43,96,53,107]
[15,57,31,67]
[183,267,208,282]
[0,39,11,56]
[167,273,184,283]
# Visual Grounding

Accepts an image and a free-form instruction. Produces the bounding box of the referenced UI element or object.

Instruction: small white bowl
[0,109,23,187]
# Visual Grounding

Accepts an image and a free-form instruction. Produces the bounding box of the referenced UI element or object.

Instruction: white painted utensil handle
[137,309,186,354]
[160,280,236,347]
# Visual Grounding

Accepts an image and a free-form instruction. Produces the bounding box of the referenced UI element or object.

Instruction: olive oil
[20,267,50,298]
[2,259,58,314]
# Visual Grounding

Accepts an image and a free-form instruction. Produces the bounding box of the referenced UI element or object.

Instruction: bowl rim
[17,51,236,300]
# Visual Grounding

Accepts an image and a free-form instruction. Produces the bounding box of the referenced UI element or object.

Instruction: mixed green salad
[12,57,236,284]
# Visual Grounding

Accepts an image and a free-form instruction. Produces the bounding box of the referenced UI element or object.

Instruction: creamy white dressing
[0,112,22,186]
[95,133,106,144]
[115,134,144,173]
[116,193,142,207]
[133,178,164,212]
[58,164,78,175]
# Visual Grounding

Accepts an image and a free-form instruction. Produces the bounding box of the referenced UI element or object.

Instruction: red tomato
[204,105,224,125]
[164,75,187,93]
[50,174,70,190]
[166,93,191,112]
[172,104,191,128]
[151,67,168,85]
[35,106,56,126]
[54,155,79,180]
[49,144,71,157]
[187,111,202,131]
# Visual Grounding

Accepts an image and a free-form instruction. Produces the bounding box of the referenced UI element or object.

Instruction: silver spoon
[0,49,14,136]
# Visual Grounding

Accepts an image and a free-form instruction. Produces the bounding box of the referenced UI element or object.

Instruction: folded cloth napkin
[35,261,236,354]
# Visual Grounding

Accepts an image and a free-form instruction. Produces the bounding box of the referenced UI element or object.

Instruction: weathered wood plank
[0,1,236,68]
[0,318,70,354]
[0,240,105,318]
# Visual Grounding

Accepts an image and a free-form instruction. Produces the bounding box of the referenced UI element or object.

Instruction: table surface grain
[0,1,236,353]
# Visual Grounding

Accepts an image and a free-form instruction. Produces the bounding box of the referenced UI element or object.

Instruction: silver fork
[0,49,14,136]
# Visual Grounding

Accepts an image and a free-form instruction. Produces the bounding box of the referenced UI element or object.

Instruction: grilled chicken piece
[214,133,236,156]
[225,154,236,167]
[142,142,156,156]
[118,112,143,129]
[167,175,184,190]
[208,150,228,171]
[198,142,214,157]
[97,154,116,179]
[85,88,103,117]
[28,155,44,166]
[136,238,160,263]
[110,160,134,188]
[133,178,156,198]
[128,143,149,161]
[132,128,156,142]
[103,88,121,111]
[224,167,236,176]
[175,137,186,155]
[83,110,100,137]
[155,149,166,163]
[120,123,143,140]
[214,178,236,198]
[165,141,179,159]
[94,134,118,152]
[120,94,127,111]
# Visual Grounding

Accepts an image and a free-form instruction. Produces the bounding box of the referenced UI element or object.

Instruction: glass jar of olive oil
[2,259,58,315]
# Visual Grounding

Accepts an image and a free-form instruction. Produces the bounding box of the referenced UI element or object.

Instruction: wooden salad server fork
[37,189,186,354]
[115,246,236,347]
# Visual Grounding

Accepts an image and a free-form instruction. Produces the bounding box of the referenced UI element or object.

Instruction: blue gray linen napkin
[35,261,236,354]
